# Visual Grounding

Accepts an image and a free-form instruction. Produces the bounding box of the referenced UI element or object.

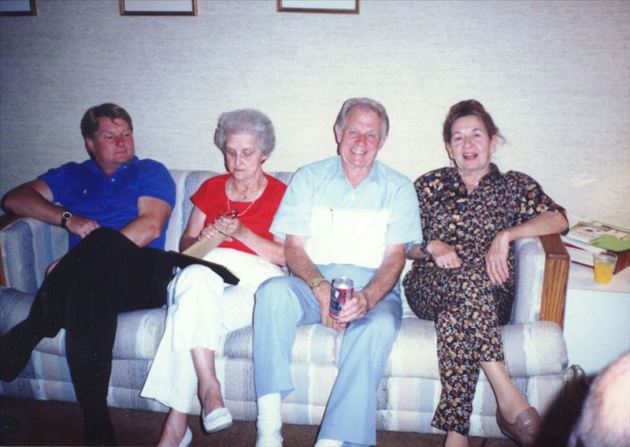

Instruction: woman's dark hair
[442,99,500,144]
[80,103,133,139]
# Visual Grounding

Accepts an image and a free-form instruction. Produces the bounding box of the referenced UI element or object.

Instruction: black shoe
[83,404,116,446]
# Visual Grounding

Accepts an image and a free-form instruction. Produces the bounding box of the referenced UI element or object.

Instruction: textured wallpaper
[0,0,628,226]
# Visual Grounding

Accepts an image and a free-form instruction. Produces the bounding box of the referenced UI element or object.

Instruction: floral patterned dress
[402,163,565,435]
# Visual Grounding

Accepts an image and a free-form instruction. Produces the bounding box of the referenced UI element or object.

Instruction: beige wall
[1,0,628,227]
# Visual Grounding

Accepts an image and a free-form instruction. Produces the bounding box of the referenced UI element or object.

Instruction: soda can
[329,277,353,319]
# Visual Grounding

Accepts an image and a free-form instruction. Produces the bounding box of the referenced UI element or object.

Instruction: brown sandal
[496,406,542,446]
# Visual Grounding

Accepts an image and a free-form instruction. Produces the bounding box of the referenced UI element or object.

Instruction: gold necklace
[226,176,267,217]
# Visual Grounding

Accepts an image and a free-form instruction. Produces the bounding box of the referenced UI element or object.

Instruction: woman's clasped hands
[198,213,243,243]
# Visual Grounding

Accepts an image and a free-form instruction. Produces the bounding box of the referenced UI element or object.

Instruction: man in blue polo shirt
[0,103,176,445]
[253,98,421,447]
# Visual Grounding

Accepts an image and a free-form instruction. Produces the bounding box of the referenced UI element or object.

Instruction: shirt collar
[480,163,501,184]
[446,162,501,186]
[85,156,139,177]
[334,155,381,187]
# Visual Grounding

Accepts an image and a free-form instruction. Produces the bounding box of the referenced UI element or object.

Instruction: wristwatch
[60,211,73,228]
[309,276,327,289]
[420,240,432,259]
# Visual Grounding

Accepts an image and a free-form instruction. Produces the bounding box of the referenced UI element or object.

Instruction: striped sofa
[0,169,570,438]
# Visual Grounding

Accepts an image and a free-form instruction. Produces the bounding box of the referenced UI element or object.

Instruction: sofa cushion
[385,318,567,379]
[1,285,567,381]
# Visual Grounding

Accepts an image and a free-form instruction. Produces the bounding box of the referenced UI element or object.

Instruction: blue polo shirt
[271,156,421,269]
[39,156,175,250]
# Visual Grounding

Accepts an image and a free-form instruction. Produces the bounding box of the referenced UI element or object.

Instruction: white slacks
[141,248,283,413]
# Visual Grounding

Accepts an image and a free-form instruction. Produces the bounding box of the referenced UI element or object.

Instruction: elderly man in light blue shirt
[253,97,421,447]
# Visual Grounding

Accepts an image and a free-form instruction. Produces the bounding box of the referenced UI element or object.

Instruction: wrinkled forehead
[344,106,384,131]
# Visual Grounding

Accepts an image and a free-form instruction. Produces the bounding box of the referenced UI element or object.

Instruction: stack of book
[561,221,630,274]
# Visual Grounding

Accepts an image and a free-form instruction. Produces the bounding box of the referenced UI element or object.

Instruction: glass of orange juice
[593,252,617,284]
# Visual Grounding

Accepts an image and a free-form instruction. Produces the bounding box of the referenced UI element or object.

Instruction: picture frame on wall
[0,0,36,16]
[277,0,359,15]
[119,0,197,16]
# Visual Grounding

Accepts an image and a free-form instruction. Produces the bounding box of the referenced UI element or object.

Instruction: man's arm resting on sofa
[3,179,102,239]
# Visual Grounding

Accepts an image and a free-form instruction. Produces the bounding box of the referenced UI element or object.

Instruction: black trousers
[14,228,175,444]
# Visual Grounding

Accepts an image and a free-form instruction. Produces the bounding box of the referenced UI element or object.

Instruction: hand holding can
[329,277,353,319]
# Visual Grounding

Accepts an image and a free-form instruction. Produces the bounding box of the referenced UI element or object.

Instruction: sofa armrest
[538,234,570,327]
[0,213,19,286]
[0,214,68,293]
[511,234,569,326]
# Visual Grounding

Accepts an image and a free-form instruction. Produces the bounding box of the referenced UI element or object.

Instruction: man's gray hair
[214,108,276,156]
[334,97,389,140]
[569,352,630,447]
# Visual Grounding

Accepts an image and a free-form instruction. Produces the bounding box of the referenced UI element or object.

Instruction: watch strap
[309,276,327,289]
[61,211,73,229]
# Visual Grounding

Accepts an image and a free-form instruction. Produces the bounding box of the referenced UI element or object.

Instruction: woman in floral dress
[403,99,568,447]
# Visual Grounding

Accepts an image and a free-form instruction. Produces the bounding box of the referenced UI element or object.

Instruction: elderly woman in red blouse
[403,99,568,447]
[142,109,286,447]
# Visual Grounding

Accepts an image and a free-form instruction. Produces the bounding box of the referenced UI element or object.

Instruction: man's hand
[336,291,369,324]
[485,230,511,284]
[313,281,346,332]
[429,240,461,269]
[65,216,100,239]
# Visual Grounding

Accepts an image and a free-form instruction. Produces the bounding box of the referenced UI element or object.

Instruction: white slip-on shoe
[256,431,283,447]
[177,426,192,447]
[202,407,233,433]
